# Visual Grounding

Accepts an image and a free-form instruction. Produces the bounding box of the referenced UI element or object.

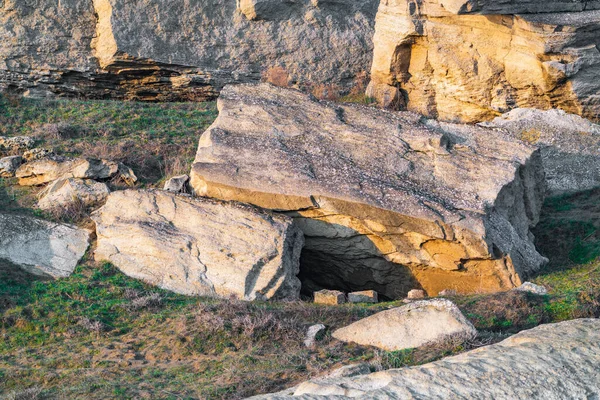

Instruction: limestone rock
[190,84,547,298]
[515,281,548,295]
[0,156,22,177]
[332,299,476,351]
[481,108,600,195]
[37,178,110,211]
[407,289,426,300]
[163,174,190,193]
[15,157,136,186]
[0,213,90,278]
[92,189,304,300]
[0,0,377,100]
[347,290,378,303]
[314,289,346,305]
[250,319,600,399]
[22,148,54,162]
[304,324,326,348]
[368,2,600,122]
[0,136,35,153]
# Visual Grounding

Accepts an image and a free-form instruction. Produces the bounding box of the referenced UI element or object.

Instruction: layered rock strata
[92,190,304,300]
[368,0,600,122]
[190,84,547,298]
[0,0,377,100]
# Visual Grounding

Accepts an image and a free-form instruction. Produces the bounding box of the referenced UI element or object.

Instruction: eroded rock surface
[250,319,600,399]
[332,299,476,351]
[38,178,110,211]
[0,0,377,100]
[368,0,600,122]
[190,84,547,298]
[92,190,304,300]
[0,213,90,278]
[481,108,600,194]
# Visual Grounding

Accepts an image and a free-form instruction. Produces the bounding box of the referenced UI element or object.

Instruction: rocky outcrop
[251,319,600,399]
[0,213,90,278]
[368,1,600,122]
[15,157,136,186]
[332,299,476,351]
[37,178,110,211]
[481,108,600,194]
[190,84,547,298]
[92,190,304,300]
[0,0,377,100]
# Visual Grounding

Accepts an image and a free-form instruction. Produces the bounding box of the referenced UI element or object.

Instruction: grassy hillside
[1,96,599,399]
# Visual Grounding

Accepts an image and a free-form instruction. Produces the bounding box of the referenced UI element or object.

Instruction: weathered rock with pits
[0,156,22,177]
[250,319,600,399]
[15,157,136,186]
[368,1,600,122]
[92,190,304,300]
[0,136,35,153]
[22,148,54,162]
[38,178,110,211]
[332,299,476,351]
[0,0,377,100]
[190,84,547,298]
[481,108,600,195]
[0,213,90,278]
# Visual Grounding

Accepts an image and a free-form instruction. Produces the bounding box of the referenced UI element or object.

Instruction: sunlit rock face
[368,0,600,122]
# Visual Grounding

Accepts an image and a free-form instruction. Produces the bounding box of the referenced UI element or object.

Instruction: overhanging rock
[190,83,548,298]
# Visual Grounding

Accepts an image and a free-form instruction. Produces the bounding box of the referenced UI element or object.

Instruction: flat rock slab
[481,108,600,195]
[332,299,476,351]
[0,213,90,278]
[92,189,304,301]
[190,83,547,298]
[250,319,600,399]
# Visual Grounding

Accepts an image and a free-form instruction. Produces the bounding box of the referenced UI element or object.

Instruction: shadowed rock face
[190,84,548,298]
[368,0,600,122]
[0,0,377,100]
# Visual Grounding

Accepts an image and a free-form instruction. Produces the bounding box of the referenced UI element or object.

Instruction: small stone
[304,324,326,348]
[407,289,426,300]
[0,155,23,177]
[348,290,378,303]
[314,289,346,305]
[439,289,457,297]
[514,282,548,295]
[164,174,190,193]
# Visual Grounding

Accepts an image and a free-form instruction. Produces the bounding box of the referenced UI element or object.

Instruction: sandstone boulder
[332,299,476,351]
[38,178,110,211]
[314,289,347,305]
[0,0,377,100]
[368,1,600,122]
[16,157,137,186]
[92,190,304,300]
[190,84,547,298]
[481,108,600,195]
[250,319,600,399]
[0,213,90,278]
[0,156,22,177]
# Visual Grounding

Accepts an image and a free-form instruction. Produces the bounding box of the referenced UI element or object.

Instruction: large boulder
[0,0,377,100]
[368,1,600,122]
[190,84,547,298]
[92,189,304,300]
[15,156,136,186]
[250,319,600,399]
[332,299,477,351]
[0,213,90,278]
[481,108,600,195]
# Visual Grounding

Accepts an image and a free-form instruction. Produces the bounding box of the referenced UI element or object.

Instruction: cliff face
[0,0,378,100]
[368,0,600,122]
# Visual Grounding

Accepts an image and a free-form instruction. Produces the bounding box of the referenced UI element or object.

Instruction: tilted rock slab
[332,299,477,351]
[0,0,377,100]
[481,108,600,195]
[368,0,600,122]
[0,213,90,278]
[249,319,600,399]
[92,190,304,300]
[190,84,547,298]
